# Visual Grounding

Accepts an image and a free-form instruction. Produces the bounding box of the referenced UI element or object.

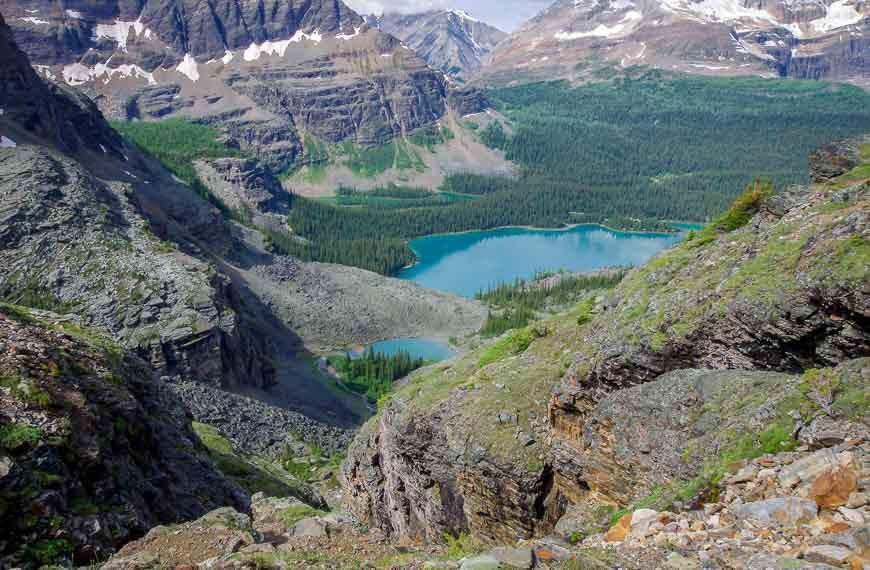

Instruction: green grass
[110,118,238,217]
[409,124,454,151]
[279,504,324,528]
[0,423,42,450]
[27,539,71,565]
[192,422,307,498]
[342,139,425,177]
[478,328,536,367]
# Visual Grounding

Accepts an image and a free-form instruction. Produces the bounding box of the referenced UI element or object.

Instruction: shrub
[0,423,42,450]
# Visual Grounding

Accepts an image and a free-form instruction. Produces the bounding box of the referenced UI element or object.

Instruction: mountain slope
[0,10,484,422]
[0,304,246,567]
[342,136,869,543]
[0,0,453,170]
[480,0,870,86]
[372,9,507,82]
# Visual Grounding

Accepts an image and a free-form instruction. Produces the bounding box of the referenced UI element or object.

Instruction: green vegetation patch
[330,349,427,403]
[192,422,307,498]
[279,504,325,528]
[342,139,425,177]
[409,124,455,151]
[27,539,71,566]
[0,423,42,451]
[478,270,627,336]
[110,118,240,218]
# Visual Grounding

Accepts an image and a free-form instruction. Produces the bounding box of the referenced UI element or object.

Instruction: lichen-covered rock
[0,305,246,568]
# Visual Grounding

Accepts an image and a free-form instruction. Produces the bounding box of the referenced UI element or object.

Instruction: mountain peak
[479,0,870,85]
[375,9,506,81]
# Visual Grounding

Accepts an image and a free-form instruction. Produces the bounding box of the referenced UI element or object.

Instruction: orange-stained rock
[605,513,632,542]
[826,522,853,534]
[810,467,858,508]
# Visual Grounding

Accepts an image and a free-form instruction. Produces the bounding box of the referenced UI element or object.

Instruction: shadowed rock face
[0,306,247,567]
[478,0,870,86]
[0,13,279,391]
[0,0,452,170]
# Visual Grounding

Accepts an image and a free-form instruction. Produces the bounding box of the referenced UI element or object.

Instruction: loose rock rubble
[579,441,870,569]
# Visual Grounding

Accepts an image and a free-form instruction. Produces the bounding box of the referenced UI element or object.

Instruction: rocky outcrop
[373,10,507,81]
[0,13,281,391]
[447,86,490,116]
[341,137,870,549]
[553,360,869,510]
[1,0,452,170]
[0,305,246,567]
[0,11,123,158]
[194,157,289,216]
[550,141,869,491]
[343,396,560,544]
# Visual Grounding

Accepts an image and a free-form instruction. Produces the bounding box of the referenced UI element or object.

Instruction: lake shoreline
[395,223,686,297]
[396,221,697,273]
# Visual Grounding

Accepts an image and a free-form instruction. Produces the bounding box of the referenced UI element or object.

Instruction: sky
[343,0,553,31]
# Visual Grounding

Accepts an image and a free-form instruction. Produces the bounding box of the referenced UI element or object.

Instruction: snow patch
[65,10,84,19]
[0,136,17,149]
[93,20,151,51]
[19,17,50,25]
[242,29,323,62]
[221,50,234,64]
[175,53,199,82]
[811,0,865,32]
[99,144,108,154]
[555,10,641,40]
[33,65,57,81]
[336,26,362,40]
[62,62,156,86]
[446,9,479,23]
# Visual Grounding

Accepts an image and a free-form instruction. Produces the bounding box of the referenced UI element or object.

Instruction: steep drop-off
[342,137,869,544]
[0,304,246,566]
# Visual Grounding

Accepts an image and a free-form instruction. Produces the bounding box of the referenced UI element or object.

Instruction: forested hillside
[114,76,870,275]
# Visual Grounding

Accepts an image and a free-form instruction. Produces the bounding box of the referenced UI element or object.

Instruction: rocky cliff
[479,0,870,86]
[0,0,453,170]
[372,9,507,82]
[0,11,282,391]
[341,137,870,547]
[0,304,246,567]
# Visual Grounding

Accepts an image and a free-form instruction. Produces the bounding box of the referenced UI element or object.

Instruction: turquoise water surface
[398,225,684,297]
[351,338,455,362]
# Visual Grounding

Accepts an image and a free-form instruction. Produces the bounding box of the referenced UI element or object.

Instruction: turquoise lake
[397,225,686,298]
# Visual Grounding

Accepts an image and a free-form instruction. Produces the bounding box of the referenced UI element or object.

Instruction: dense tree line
[113,77,870,276]
[332,350,426,403]
[275,77,870,274]
[477,270,628,335]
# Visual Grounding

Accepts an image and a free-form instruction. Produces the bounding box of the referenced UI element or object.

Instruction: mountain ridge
[370,8,507,81]
[478,0,870,86]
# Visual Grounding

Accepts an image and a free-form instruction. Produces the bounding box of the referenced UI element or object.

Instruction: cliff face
[0,0,451,170]
[0,305,246,567]
[341,137,870,543]
[0,13,277,390]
